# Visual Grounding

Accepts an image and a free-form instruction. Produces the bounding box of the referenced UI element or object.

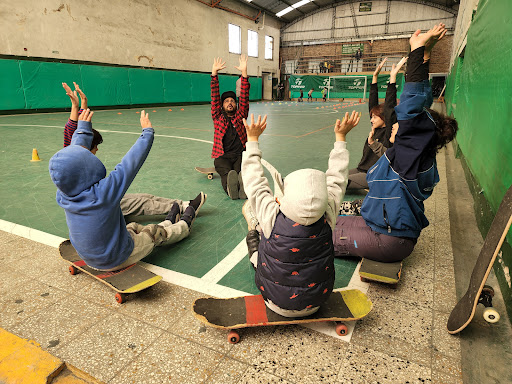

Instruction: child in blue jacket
[334,23,458,263]
[49,109,205,271]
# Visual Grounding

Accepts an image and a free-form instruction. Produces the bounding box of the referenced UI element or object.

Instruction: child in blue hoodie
[333,23,458,263]
[49,109,205,271]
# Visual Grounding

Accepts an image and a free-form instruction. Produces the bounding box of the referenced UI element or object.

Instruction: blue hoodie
[361,80,438,239]
[49,120,154,270]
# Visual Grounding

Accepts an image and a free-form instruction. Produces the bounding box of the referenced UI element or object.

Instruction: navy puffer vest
[256,212,335,311]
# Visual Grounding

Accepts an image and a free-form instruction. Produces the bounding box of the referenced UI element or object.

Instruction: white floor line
[0,124,214,144]
[201,238,248,283]
[0,219,66,248]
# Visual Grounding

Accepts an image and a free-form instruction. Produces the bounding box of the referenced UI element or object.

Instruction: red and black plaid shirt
[211,75,250,158]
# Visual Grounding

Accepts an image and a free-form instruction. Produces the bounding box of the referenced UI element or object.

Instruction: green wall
[0,59,262,110]
[445,0,512,321]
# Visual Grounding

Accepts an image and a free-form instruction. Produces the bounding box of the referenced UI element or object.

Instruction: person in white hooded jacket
[241,111,360,317]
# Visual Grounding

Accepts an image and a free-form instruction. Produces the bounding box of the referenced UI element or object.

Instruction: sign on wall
[342,44,364,54]
[359,2,372,12]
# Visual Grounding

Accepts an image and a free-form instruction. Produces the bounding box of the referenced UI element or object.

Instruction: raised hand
[140,110,152,130]
[410,23,447,51]
[389,57,408,83]
[424,23,447,61]
[243,113,267,142]
[62,82,79,107]
[368,128,375,145]
[78,108,94,122]
[334,110,361,141]
[234,54,248,77]
[212,57,226,76]
[373,57,388,77]
[73,82,88,110]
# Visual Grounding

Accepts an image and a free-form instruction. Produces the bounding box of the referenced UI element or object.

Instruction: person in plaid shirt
[211,55,250,199]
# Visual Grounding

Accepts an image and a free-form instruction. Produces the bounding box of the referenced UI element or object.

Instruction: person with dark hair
[211,55,250,200]
[298,89,304,102]
[307,88,314,102]
[334,23,457,263]
[50,109,206,271]
[346,57,400,191]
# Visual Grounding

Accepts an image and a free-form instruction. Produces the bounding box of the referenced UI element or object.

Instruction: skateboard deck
[192,289,372,343]
[195,167,217,180]
[447,185,512,334]
[59,240,162,303]
[359,259,402,286]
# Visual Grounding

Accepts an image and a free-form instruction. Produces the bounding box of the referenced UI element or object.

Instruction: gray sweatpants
[333,216,416,262]
[98,194,190,271]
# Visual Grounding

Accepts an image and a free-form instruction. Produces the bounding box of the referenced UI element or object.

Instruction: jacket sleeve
[98,128,154,203]
[211,75,222,120]
[242,141,280,239]
[325,141,349,229]
[368,83,379,115]
[71,119,94,149]
[64,109,83,147]
[237,76,250,119]
[369,141,387,158]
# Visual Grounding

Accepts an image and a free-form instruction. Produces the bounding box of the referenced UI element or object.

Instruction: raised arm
[369,58,387,113]
[235,54,250,119]
[211,57,226,120]
[325,111,360,228]
[241,114,280,239]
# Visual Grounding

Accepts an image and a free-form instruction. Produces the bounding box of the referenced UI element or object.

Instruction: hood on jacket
[49,145,106,197]
[279,169,328,226]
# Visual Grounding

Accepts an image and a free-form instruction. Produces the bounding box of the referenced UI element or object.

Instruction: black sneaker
[227,170,239,200]
[165,202,180,224]
[238,172,247,200]
[246,229,260,270]
[189,192,206,216]
[180,206,196,228]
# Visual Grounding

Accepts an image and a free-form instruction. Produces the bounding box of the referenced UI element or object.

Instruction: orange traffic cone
[30,148,41,162]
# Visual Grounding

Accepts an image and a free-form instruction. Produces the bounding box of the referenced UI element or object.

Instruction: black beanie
[221,91,237,104]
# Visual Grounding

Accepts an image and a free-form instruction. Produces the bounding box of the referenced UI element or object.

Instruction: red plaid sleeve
[211,75,222,120]
[236,76,250,119]
[63,109,83,147]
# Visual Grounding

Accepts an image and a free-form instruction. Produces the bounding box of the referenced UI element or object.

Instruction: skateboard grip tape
[245,295,269,325]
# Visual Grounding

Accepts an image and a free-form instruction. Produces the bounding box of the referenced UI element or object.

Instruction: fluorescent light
[276,6,293,17]
[293,0,311,8]
[276,1,311,17]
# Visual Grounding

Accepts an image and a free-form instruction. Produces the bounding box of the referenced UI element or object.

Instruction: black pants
[214,153,242,194]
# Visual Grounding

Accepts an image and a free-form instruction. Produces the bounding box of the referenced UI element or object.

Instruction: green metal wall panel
[19,61,82,109]
[128,68,165,105]
[80,65,131,106]
[0,60,26,110]
[163,71,193,103]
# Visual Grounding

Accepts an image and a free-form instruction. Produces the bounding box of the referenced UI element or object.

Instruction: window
[265,36,274,60]
[229,24,241,54]
[248,30,258,57]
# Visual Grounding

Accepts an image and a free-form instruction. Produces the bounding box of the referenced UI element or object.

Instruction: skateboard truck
[478,285,500,323]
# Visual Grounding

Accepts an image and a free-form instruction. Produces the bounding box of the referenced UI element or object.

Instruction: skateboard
[359,259,402,287]
[59,240,162,304]
[195,167,217,180]
[447,185,512,334]
[192,289,372,343]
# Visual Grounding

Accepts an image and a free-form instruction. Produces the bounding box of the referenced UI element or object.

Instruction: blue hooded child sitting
[49,109,205,271]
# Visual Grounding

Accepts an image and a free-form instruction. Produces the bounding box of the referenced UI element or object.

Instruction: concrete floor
[4,146,508,383]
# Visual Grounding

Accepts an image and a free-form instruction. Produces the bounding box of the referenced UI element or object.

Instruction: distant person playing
[49,109,206,271]
[322,87,328,102]
[334,23,457,263]
[298,89,304,102]
[308,88,314,102]
[210,55,250,200]
[346,56,406,191]
[241,111,360,317]
[61,82,201,219]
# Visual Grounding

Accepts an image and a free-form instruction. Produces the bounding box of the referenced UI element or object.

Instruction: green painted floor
[0,100,369,294]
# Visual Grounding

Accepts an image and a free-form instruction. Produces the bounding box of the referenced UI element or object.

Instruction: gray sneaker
[242,200,259,231]
[227,170,239,200]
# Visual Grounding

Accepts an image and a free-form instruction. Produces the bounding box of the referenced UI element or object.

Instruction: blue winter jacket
[361,80,439,239]
[49,121,154,269]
